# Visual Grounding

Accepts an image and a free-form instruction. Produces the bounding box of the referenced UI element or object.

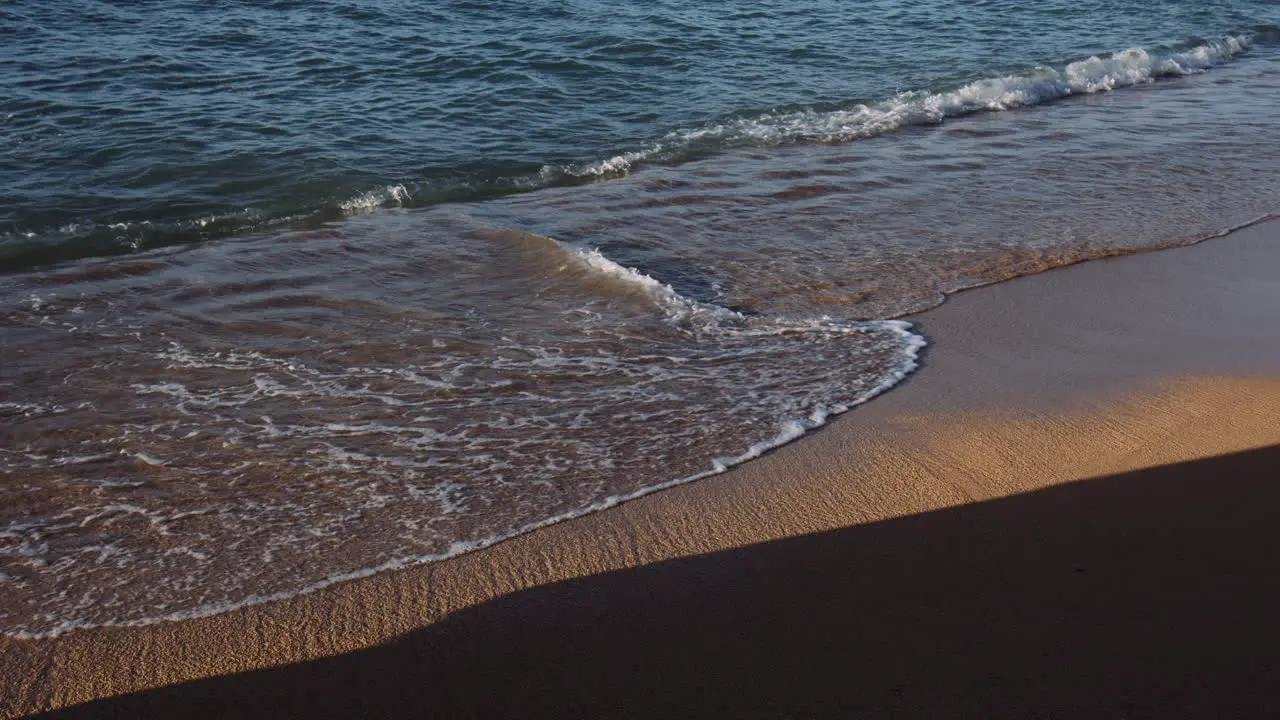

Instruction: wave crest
[556,33,1254,178]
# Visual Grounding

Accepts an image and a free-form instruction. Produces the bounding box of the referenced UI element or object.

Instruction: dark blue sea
[1,0,1277,636]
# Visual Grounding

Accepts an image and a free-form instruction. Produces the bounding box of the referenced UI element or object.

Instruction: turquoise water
[1,2,1277,636]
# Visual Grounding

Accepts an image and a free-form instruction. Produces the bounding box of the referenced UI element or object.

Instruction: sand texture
[4,219,1279,718]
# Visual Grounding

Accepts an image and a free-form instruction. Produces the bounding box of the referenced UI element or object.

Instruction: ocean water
[1,1,1277,636]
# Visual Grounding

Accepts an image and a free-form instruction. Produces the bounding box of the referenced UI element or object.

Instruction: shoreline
[5,218,1280,718]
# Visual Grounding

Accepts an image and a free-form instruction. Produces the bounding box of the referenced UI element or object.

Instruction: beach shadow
[38,445,1280,719]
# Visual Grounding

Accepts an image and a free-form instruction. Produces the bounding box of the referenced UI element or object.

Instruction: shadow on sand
[39,445,1280,718]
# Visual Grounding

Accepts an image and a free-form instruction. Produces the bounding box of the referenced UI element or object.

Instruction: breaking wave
[561,33,1257,177]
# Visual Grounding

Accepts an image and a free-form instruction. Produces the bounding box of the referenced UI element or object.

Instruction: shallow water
[1,2,1277,636]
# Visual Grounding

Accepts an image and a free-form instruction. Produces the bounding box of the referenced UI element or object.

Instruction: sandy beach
[5,217,1279,718]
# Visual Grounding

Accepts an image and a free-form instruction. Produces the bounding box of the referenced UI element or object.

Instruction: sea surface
[2,1,1277,637]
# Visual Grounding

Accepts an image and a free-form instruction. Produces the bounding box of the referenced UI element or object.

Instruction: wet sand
[5,218,1280,718]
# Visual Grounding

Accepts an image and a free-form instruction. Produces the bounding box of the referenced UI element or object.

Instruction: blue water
[3,1,1275,267]
[1,1,1277,636]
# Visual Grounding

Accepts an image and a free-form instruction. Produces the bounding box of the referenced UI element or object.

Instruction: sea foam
[558,34,1254,178]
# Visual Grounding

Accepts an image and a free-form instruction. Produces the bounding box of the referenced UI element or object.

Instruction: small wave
[1,183,409,273]
[553,33,1255,178]
[569,247,742,328]
[338,184,412,216]
[1,210,267,273]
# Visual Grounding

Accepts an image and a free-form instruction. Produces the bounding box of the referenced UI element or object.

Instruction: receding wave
[0,215,929,637]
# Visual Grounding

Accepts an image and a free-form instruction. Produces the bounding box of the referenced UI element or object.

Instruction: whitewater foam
[556,34,1254,178]
[10,316,924,640]
[570,247,742,328]
[339,184,412,216]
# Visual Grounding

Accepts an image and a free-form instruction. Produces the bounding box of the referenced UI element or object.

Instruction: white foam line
[556,33,1255,178]
[570,247,742,327]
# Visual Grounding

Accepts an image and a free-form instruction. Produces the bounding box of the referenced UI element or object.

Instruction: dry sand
[5,218,1280,718]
